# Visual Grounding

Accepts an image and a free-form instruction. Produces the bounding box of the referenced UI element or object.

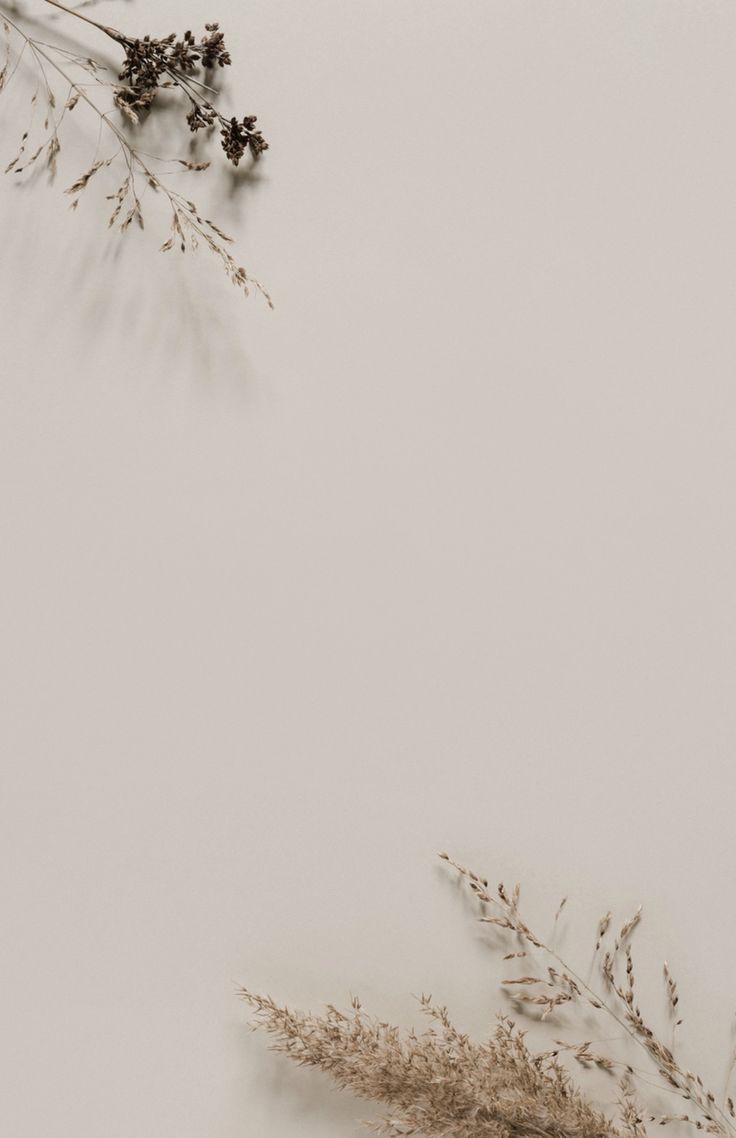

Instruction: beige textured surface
[2,2,736,1135]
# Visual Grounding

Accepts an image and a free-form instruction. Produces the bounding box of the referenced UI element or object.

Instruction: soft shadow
[232,1025,368,1138]
[53,218,261,395]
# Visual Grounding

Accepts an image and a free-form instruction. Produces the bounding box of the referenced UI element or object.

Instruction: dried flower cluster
[0,0,271,303]
[241,854,736,1138]
[113,24,267,163]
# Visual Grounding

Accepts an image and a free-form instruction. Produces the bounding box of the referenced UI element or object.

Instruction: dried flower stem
[42,0,121,44]
[0,2,271,302]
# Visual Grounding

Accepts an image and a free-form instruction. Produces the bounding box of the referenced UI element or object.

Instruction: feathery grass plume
[241,990,619,1138]
[242,854,736,1138]
[0,0,271,304]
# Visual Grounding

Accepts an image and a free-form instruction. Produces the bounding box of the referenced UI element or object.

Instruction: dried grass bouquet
[241,854,735,1138]
[0,0,271,302]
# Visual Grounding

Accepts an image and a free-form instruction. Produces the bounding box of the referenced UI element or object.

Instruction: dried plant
[241,854,736,1138]
[0,0,271,303]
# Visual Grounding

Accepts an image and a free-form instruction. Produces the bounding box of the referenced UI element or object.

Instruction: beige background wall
[2,2,736,1135]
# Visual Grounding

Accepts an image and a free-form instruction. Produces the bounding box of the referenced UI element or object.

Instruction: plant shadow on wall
[241,854,736,1138]
[236,1021,369,1138]
[0,0,272,382]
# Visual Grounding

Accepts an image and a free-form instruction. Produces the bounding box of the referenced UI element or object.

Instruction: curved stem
[41,0,122,44]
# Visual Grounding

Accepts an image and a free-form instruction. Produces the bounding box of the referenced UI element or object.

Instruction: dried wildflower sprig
[0,1,271,302]
[243,856,736,1138]
[41,0,268,162]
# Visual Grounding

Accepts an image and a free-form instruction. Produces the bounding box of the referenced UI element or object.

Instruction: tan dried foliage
[241,854,736,1138]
